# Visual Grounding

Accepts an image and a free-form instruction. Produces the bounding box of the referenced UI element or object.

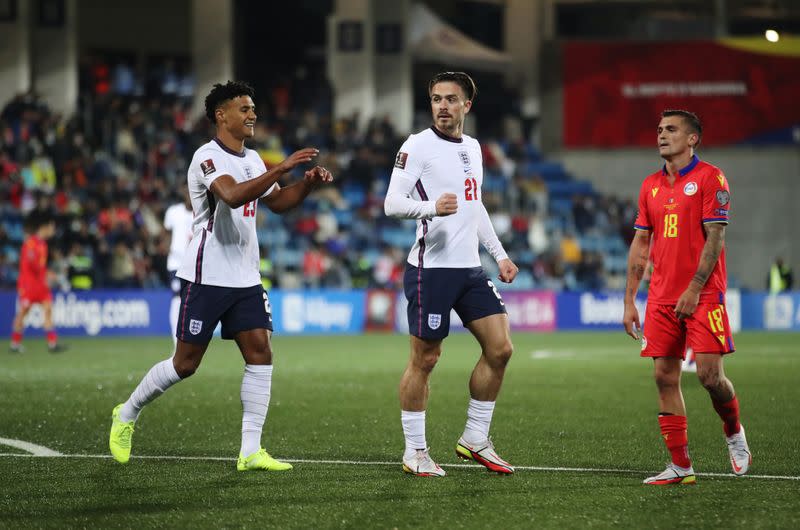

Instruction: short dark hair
[204,81,255,124]
[662,109,702,147]
[428,72,477,102]
[25,210,53,232]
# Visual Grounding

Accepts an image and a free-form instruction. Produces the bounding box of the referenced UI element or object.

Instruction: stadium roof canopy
[408,3,511,72]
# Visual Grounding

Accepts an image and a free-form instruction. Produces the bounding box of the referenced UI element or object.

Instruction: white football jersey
[163,202,194,271]
[389,127,486,268]
[177,138,276,287]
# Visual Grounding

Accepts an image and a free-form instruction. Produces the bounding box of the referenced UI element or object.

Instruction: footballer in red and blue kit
[634,154,734,357]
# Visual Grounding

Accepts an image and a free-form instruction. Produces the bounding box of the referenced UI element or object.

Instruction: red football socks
[11,331,22,345]
[712,395,741,437]
[658,414,691,469]
[46,330,57,347]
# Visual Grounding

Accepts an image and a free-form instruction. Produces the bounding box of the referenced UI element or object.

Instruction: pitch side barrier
[1,288,797,337]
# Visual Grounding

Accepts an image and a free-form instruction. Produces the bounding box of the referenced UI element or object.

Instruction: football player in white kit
[163,185,194,347]
[385,72,519,476]
[109,81,332,471]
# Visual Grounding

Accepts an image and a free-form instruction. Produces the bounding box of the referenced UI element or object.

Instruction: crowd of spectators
[0,60,638,294]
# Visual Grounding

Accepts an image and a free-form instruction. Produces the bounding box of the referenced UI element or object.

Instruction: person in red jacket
[10,213,67,353]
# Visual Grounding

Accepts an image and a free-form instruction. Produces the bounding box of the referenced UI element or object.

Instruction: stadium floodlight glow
[765,29,780,42]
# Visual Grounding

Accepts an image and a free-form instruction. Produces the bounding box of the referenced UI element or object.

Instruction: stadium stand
[0,63,637,293]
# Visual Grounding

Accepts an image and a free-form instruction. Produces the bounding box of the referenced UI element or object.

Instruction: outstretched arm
[263,166,333,213]
[674,223,725,319]
[623,229,651,339]
[209,148,319,209]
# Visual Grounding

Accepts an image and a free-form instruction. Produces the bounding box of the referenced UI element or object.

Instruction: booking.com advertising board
[1,288,798,337]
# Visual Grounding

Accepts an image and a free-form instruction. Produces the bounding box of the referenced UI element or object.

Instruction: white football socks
[169,296,181,347]
[401,410,427,460]
[240,364,272,458]
[119,358,182,423]
[462,398,496,444]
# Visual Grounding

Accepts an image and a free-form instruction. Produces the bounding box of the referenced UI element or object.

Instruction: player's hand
[675,284,700,320]
[497,258,518,283]
[276,147,319,172]
[435,193,458,216]
[304,166,333,185]
[623,303,641,340]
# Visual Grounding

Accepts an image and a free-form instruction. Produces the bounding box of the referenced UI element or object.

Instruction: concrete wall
[0,1,31,107]
[78,0,190,54]
[555,147,800,289]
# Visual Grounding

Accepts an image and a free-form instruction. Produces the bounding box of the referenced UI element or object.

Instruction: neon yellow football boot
[109,403,135,464]
[237,448,293,472]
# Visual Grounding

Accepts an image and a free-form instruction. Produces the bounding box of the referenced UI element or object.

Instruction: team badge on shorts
[189,319,203,335]
[428,314,442,330]
[683,182,697,196]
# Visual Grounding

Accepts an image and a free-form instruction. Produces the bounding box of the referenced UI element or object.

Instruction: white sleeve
[478,203,508,262]
[384,173,437,219]
[195,149,230,189]
[384,136,437,220]
[255,156,278,198]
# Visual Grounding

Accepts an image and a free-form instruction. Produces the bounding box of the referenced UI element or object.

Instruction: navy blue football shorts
[404,264,506,340]
[176,280,273,344]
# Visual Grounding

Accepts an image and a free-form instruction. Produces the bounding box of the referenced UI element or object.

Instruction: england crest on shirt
[189,319,203,335]
[458,151,470,166]
[428,314,442,330]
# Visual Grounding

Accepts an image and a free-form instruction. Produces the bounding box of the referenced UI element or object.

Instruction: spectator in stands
[109,240,136,287]
[767,257,793,294]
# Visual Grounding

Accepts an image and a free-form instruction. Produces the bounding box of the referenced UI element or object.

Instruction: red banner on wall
[563,38,800,147]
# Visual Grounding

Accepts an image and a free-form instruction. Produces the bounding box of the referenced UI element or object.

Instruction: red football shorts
[641,303,735,358]
[18,284,53,307]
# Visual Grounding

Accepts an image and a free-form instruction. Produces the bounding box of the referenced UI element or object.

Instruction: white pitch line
[0,452,797,481]
[0,437,62,456]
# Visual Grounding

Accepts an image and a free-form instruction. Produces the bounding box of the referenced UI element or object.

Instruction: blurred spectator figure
[767,257,793,294]
[259,246,275,290]
[576,251,604,291]
[488,206,512,245]
[527,213,549,257]
[109,240,136,287]
[112,61,136,97]
[572,195,595,234]
[0,253,14,286]
[49,248,71,292]
[98,193,134,238]
[516,173,547,215]
[348,252,372,288]
[372,245,402,289]
[560,231,582,265]
[559,230,582,290]
[314,202,338,244]
[67,243,94,290]
[303,242,327,288]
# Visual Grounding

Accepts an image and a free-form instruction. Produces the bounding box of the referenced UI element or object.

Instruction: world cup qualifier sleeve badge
[428,313,442,330]
[200,159,216,176]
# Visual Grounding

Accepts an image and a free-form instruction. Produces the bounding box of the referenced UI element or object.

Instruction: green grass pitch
[1,331,799,528]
